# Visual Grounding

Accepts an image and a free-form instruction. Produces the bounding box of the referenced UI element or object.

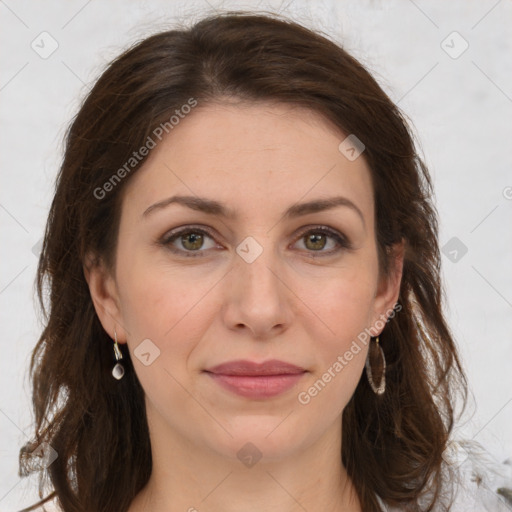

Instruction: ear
[370,240,404,333]
[83,252,128,343]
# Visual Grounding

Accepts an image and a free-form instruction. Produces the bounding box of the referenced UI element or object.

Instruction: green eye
[161,227,217,257]
[303,232,328,251]
[294,226,351,255]
[179,232,206,251]
[160,225,351,258]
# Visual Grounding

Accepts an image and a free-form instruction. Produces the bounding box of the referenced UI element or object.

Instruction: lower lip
[206,372,306,399]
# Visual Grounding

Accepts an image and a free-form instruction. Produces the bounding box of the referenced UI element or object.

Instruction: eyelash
[159,224,352,258]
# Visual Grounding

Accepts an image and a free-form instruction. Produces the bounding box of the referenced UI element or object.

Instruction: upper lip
[205,359,306,376]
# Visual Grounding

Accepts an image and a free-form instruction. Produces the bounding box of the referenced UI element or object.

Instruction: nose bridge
[223,233,291,337]
[235,234,282,301]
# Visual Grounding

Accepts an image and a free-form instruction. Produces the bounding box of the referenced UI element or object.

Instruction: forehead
[121,102,374,223]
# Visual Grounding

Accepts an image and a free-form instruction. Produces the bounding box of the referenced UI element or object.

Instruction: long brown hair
[19,11,467,512]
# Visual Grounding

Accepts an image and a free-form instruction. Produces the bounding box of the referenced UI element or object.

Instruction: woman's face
[87,101,402,464]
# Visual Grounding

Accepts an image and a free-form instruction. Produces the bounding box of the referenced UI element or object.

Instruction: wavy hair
[19,11,467,512]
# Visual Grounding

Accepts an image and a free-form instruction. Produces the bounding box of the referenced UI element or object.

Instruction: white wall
[1,0,511,509]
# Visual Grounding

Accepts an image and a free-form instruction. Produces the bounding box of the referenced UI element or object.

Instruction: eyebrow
[142,194,365,226]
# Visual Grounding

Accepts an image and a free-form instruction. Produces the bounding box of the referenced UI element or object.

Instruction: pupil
[307,233,325,250]
[184,233,202,249]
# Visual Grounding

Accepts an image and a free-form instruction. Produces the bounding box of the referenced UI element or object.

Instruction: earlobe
[83,253,127,343]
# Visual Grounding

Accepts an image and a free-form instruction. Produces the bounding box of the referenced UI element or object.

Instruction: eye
[160,226,218,257]
[159,224,351,258]
[292,226,351,256]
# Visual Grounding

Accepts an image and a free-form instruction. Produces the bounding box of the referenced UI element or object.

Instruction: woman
[18,11,501,512]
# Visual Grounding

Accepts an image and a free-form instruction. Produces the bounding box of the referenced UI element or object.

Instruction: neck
[129,405,361,512]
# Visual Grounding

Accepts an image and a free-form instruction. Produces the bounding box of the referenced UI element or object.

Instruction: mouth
[203,359,307,399]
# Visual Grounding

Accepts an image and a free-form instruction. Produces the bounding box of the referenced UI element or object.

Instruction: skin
[85,101,403,512]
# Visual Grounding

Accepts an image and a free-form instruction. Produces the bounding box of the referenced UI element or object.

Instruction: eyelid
[159,224,220,257]
[292,225,352,255]
[159,224,352,257]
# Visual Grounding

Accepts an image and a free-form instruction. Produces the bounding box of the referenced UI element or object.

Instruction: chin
[206,417,311,464]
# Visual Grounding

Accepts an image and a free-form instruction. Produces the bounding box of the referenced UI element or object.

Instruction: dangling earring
[365,335,386,394]
[112,328,125,380]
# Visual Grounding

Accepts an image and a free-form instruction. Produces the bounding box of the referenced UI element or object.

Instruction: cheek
[116,257,221,367]
[295,279,374,421]
[302,254,379,339]
[116,267,216,413]
[118,242,207,329]
[316,279,374,378]
[296,256,377,397]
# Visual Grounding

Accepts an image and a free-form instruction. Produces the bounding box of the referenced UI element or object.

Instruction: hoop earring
[112,329,125,380]
[365,335,386,395]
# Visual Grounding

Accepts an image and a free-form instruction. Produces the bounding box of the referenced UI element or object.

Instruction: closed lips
[204,359,307,376]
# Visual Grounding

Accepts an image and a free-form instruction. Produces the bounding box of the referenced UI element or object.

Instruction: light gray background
[1,0,511,509]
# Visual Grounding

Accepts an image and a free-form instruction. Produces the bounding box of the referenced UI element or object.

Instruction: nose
[221,244,292,340]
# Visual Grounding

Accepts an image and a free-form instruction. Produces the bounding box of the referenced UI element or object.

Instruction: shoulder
[447,439,512,511]
[377,439,512,511]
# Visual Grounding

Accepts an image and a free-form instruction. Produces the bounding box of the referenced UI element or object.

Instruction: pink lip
[204,359,307,399]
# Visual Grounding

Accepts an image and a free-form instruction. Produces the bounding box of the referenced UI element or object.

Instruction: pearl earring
[111,328,125,380]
